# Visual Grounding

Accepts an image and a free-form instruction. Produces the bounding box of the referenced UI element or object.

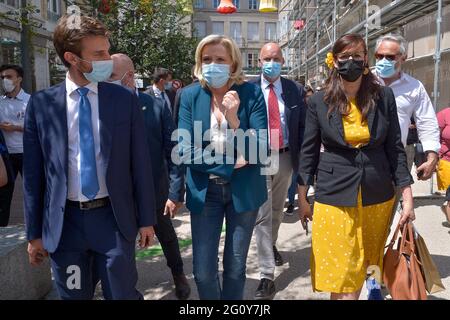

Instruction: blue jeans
[190,181,258,300]
[287,172,298,204]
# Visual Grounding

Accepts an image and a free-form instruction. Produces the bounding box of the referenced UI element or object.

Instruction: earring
[363,67,370,75]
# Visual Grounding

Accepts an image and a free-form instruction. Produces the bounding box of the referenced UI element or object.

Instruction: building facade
[192,0,279,77]
[0,0,93,93]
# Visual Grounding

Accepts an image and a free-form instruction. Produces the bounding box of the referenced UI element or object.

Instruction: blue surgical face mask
[262,61,282,79]
[78,57,114,83]
[375,58,397,79]
[164,81,173,90]
[202,63,230,89]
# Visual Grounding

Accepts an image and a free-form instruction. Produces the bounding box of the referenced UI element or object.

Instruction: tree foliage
[95,0,197,84]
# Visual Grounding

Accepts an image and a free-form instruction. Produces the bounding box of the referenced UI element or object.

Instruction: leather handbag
[383,221,427,300]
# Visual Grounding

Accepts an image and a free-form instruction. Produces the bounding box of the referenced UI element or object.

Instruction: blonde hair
[194,35,245,87]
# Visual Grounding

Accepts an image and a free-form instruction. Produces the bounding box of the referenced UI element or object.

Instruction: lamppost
[19,0,33,92]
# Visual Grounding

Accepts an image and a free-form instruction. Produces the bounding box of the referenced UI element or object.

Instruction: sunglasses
[375,54,400,61]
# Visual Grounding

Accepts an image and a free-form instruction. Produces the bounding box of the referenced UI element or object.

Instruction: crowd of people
[0,14,447,301]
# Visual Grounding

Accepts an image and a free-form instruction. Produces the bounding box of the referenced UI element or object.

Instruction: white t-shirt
[0,89,30,154]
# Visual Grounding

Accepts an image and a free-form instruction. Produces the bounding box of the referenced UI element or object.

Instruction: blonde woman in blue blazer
[177,35,268,300]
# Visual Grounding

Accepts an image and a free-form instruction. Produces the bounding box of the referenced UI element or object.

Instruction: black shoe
[254,278,276,300]
[285,204,294,216]
[442,221,450,228]
[173,274,191,300]
[273,246,284,266]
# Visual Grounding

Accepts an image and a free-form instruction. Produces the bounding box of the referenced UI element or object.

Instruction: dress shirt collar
[153,84,163,96]
[65,73,98,96]
[376,71,409,87]
[261,74,282,92]
[2,88,27,100]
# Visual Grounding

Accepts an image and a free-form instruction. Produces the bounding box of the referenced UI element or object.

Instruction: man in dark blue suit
[23,16,156,300]
[109,53,190,300]
[249,42,306,300]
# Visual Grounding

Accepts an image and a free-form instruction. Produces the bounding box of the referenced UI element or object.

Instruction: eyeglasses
[336,51,366,62]
[374,53,400,61]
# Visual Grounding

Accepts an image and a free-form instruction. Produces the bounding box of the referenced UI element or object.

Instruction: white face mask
[2,79,16,93]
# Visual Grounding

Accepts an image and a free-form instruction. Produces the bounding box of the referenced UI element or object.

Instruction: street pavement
[7,172,449,300]
[122,175,450,300]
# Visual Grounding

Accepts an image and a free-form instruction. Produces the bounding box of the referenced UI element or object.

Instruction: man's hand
[138,226,155,249]
[164,199,183,218]
[417,151,438,180]
[27,239,48,266]
[0,122,21,132]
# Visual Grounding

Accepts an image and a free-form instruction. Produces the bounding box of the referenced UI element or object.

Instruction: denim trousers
[190,181,258,300]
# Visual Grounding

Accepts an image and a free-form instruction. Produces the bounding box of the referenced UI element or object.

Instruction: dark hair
[324,33,381,121]
[153,67,172,83]
[0,64,24,78]
[53,15,109,68]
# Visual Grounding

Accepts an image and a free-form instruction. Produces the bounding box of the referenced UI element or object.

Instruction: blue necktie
[77,87,99,200]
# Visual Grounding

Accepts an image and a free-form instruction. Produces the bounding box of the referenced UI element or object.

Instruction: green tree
[95,0,197,84]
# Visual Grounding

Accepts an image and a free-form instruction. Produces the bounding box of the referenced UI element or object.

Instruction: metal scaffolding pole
[365,0,369,45]
[316,0,320,87]
[431,0,443,195]
[333,0,337,42]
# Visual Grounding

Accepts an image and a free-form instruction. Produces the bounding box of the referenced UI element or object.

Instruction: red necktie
[268,84,283,150]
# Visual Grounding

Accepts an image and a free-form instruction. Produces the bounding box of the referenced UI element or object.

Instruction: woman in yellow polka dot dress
[297,34,415,300]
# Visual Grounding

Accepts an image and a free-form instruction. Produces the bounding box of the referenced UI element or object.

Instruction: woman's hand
[399,186,415,226]
[298,198,313,222]
[222,91,240,129]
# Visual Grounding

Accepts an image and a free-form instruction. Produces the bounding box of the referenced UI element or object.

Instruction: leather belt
[209,177,230,185]
[66,197,110,210]
[270,146,290,155]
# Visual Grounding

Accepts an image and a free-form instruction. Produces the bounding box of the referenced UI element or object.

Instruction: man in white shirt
[374,34,440,179]
[0,64,30,226]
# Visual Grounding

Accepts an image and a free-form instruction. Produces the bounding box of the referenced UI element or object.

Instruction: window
[194,21,207,38]
[230,22,242,45]
[48,0,60,13]
[247,22,259,42]
[47,0,61,22]
[247,52,259,68]
[248,0,258,10]
[233,0,240,8]
[0,0,19,7]
[213,0,220,8]
[212,21,224,35]
[193,0,205,9]
[265,22,277,41]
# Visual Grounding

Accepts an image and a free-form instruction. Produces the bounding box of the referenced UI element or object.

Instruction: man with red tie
[249,43,306,300]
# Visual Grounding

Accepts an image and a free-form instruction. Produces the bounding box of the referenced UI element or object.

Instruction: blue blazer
[249,76,306,173]
[178,81,268,215]
[23,81,156,253]
[139,92,184,207]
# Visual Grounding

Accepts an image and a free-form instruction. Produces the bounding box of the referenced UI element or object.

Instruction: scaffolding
[284,0,450,194]
[285,0,450,88]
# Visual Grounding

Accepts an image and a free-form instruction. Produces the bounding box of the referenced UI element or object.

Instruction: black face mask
[337,59,364,82]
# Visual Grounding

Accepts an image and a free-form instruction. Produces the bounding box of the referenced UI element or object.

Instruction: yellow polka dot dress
[311,99,395,293]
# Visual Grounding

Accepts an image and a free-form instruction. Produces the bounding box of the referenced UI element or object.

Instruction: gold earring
[363,67,369,75]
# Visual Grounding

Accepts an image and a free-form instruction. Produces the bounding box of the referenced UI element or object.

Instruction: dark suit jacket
[23,81,156,253]
[173,81,199,126]
[138,92,184,208]
[249,76,306,173]
[178,81,268,214]
[298,87,414,207]
[145,86,174,111]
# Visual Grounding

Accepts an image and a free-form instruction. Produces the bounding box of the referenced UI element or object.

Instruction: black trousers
[0,153,22,227]
[154,202,184,276]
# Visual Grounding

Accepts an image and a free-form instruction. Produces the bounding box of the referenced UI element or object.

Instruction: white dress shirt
[377,72,440,153]
[0,89,30,154]
[152,84,172,111]
[65,75,109,201]
[261,75,289,148]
